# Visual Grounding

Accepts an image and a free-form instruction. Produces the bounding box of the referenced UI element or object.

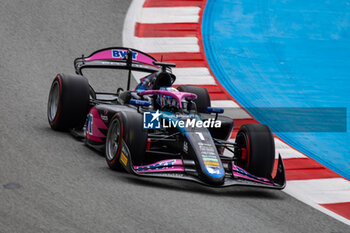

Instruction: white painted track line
[173,67,215,84]
[139,7,200,23]
[175,75,216,85]
[210,100,252,119]
[285,178,350,204]
[123,0,145,49]
[211,100,240,108]
[284,178,350,225]
[172,67,211,77]
[222,108,253,119]
[274,138,307,159]
[226,138,308,159]
[131,37,199,53]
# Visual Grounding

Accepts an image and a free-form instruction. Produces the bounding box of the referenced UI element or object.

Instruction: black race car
[47,47,285,189]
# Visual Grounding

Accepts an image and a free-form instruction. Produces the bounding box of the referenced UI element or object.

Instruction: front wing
[119,143,286,190]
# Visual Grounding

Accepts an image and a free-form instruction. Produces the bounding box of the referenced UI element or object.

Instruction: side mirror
[206,107,224,114]
[129,99,151,107]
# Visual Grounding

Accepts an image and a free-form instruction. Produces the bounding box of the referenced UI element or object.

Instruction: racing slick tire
[235,124,275,178]
[47,74,90,131]
[177,86,210,113]
[105,111,147,171]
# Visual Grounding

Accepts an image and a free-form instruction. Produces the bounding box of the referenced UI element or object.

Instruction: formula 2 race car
[47,47,286,189]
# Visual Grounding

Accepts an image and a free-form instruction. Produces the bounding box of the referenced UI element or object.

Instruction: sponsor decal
[101,109,108,121]
[204,161,220,166]
[86,114,93,135]
[101,61,123,66]
[198,142,212,146]
[120,152,128,166]
[203,157,219,162]
[198,144,216,155]
[201,154,217,158]
[233,165,270,182]
[112,50,138,60]
[101,115,108,121]
[183,141,188,153]
[136,160,176,171]
[206,167,221,175]
[154,172,185,177]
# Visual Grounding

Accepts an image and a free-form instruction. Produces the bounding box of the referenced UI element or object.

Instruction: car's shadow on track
[112,170,284,200]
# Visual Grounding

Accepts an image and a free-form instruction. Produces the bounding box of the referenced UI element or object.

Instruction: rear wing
[74,47,161,75]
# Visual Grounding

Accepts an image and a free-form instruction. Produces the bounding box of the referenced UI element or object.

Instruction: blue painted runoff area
[202,0,350,179]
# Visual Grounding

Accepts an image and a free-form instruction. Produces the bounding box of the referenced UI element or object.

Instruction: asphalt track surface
[0,1,348,232]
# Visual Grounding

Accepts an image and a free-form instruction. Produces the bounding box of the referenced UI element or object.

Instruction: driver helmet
[157,87,179,108]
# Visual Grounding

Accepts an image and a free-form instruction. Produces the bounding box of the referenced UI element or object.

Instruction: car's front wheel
[105,111,147,171]
[105,115,125,171]
[235,124,275,178]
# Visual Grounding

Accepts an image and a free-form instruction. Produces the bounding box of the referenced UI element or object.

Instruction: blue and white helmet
[157,87,179,108]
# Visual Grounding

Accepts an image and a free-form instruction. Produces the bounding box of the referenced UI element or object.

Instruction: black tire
[105,111,147,171]
[47,74,90,131]
[235,124,275,178]
[177,86,210,113]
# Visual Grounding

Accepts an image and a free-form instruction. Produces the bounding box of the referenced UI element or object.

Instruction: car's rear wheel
[235,124,275,178]
[105,111,147,171]
[47,74,90,130]
[177,86,210,113]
